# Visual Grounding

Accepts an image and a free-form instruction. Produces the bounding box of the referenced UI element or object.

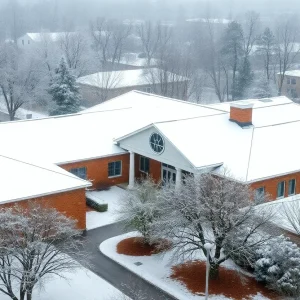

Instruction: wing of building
[1,91,299,229]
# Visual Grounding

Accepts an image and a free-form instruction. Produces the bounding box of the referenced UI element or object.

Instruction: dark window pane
[145,158,149,172]
[288,179,296,195]
[277,182,285,198]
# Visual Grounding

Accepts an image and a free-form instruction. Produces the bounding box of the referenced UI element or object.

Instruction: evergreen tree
[256,27,275,81]
[247,74,277,99]
[235,56,254,99]
[221,21,244,100]
[48,58,81,116]
[255,236,300,297]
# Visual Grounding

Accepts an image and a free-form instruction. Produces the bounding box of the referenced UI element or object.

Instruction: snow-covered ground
[86,186,127,230]
[0,265,129,300]
[100,232,269,300]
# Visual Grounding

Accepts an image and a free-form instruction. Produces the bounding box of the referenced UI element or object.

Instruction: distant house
[0,97,47,122]
[277,70,300,99]
[108,53,159,71]
[77,68,189,107]
[186,18,231,25]
[16,32,74,48]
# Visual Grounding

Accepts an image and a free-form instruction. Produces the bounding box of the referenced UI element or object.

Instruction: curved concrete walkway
[83,222,175,300]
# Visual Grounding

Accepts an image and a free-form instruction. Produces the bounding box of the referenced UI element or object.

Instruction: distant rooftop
[280,70,300,77]
[114,53,159,67]
[186,18,231,24]
[25,32,75,42]
[77,68,189,89]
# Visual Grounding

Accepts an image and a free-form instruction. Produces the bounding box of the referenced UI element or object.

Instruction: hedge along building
[1,91,300,230]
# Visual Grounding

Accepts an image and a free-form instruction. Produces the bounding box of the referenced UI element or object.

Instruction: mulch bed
[170,261,279,300]
[117,237,171,256]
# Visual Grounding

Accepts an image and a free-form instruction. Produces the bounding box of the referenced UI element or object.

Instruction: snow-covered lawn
[86,186,127,230]
[0,265,129,300]
[100,232,269,300]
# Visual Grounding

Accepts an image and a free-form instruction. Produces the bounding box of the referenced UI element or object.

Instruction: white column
[128,151,135,189]
[175,167,182,190]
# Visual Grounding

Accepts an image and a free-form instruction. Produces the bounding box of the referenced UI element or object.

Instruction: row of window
[69,157,151,181]
[287,78,297,85]
[69,161,123,180]
[256,179,296,202]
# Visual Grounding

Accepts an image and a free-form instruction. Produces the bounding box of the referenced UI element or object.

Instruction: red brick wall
[60,154,130,189]
[1,188,86,230]
[251,172,300,201]
[230,107,252,124]
[135,154,162,183]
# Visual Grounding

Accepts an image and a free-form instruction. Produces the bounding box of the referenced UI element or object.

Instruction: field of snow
[0,265,129,300]
[86,186,127,230]
[100,232,269,300]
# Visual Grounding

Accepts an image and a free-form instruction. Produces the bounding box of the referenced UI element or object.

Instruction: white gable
[117,125,196,173]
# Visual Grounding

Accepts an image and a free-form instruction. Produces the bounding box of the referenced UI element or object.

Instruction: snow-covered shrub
[223,227,259,270]
[86,197,108,212]
[254,236,300,297]
[117,177,160,245]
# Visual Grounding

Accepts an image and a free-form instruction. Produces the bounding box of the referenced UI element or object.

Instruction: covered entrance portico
[127,151,184,189]
[115,126,198,189]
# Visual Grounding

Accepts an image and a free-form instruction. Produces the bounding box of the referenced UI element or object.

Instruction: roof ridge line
[153,111,227,125]
[0,154,90,185]
[0,106,133,126]
[255,118,300,129]
[245,127,255,181]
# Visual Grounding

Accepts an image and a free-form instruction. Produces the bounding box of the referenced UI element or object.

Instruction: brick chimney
[229,102,253,127]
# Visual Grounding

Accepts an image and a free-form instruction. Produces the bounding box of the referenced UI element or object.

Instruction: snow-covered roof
[114,94,300,182]
[0,154,91,204]
[25,32,74,42]
[113,53,159,67]
[186,18,231,24]
[1,91,300,187]
[0,97,47,120]
[280,70,300,77]
[0,92,219,165]
[77,68,188,89]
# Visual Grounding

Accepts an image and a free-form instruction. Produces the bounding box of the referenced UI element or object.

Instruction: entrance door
[162,163,176,185]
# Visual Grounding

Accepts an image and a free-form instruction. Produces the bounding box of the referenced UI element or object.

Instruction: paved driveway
[83,222,175,300]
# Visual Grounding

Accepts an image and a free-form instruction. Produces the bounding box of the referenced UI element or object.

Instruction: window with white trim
[70,167,87,179]
[288,179,296,196]
[291,78,297,84]
[277,181,285,199]
[140,156,150,173]
[108,161,122,177]
[287,78,291,84]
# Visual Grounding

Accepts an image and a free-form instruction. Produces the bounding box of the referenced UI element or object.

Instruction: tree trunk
[209,262,220,280]
[26,291,32,300]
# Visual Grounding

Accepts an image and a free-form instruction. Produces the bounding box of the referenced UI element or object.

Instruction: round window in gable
[149,133,165,154]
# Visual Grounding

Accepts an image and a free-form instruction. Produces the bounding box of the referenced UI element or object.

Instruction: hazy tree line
[0,0,300,119]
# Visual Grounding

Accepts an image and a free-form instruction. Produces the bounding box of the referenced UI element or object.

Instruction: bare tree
[117,177,160,245]
[204,19,229,102]
[156,173,274,279]
[280,199,300,235]
[0,44,39,120]
[276,21,300,95]
[242,11,260,58]
[137,21,172,67]
[59,32,88,76]
[0,203,88,300]
[90,18,131,71]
